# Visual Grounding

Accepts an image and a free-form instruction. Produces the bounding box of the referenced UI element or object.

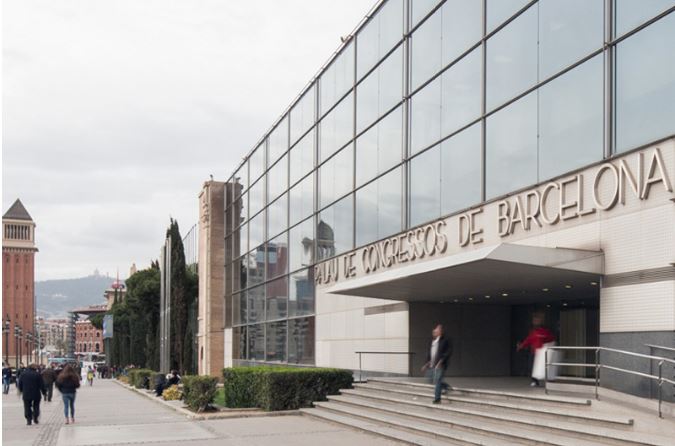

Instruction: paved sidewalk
[2,379,398,445]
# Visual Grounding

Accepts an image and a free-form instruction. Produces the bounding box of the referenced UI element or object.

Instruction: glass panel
[249,210,265,251]
[615,13,675,153]
[441,0,482,67]
[440,123,482,214]
[234,191,247,229]
[288,317,315,364]
[539,55,603,180]
[486,91,537,198]
[486,0,530,32]
[320,41,354,117]
[291,88,316,145]
[237,222,248,258]
[247,247,265,288]
[233,255,245,292]
[248,323,264,360]
[410,144,441,227]
[247,286,265,325]
[249,178,265,217]
[357,46,403,132]
[233,292,245,326]
[267,155,288,204]
[441,48,481,138]
[265,321,287,362]
[356,168,402,246]
[265,232,288,280]
[266,277,288,321]
[317,194,353,260]
[290,129,314,186]
[538,0,603,79]
[249,143,265,184]
[232,326,246,360]
[486,5,537,110]
[289,174,314,227]
[319,145,353,209]
[412,0,443,26]
[233,161,247,198]
[615,0,674,37]
[410,77,442,154]
[267,193,287,240]
[289,269,315,317]
[268,116,288,165]
[357,0,404,80]
[356,107,402,186]
[319,93,353,161]
[289,218,315,273]
[411,8,442,90]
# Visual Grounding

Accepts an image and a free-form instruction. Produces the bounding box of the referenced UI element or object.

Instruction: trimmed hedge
[128,369,155,389]
[182,375,218,412]
[222,366,353,411]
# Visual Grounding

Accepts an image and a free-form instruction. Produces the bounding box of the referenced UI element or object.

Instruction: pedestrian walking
[41,365,57,402]
[2,362,12,394]
[421,324,453,404]
[517,313,556,387]
[18,364,45,425]
[55,365,80,424]
[86,367,94,386]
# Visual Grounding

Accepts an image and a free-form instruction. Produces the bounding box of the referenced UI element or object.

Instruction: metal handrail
[646,344,675,354]
[545,346,675,418]
[354,351,416,382]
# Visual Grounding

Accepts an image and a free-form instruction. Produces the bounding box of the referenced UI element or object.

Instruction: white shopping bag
[532,342,557,381]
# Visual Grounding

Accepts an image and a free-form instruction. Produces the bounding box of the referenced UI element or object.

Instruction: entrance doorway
[409,286,600,378]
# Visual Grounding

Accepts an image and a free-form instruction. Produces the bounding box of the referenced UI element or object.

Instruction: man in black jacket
[18,364,45,425]
[421,324,452,404]
[41,366,57,402]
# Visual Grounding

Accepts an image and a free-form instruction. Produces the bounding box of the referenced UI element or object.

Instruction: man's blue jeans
[428,367,449,401]
[2,377,9,394]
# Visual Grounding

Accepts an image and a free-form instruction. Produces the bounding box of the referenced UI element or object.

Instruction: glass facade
[225,0,675,365]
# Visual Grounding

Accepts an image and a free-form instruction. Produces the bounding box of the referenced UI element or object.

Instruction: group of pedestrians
[422,315,556,404]
[3,362,82,426]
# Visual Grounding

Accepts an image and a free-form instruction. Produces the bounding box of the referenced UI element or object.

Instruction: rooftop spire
[3,199,33,221]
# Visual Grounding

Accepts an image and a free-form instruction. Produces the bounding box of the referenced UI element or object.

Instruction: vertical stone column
[197,181,225,377]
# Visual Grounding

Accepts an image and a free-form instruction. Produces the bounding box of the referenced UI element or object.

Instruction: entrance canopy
[326,244,603,303]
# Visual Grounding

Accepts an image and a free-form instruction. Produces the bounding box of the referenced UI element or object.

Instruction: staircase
[301,378,674,446]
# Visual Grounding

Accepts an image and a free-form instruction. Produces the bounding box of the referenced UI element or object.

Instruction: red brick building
[2,199,38,366]
[75,319,104,355]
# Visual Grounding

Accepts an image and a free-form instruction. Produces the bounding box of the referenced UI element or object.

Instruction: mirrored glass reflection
[288,317,315,364]
[265,321,287,362]
[289,218,314,273]
[266,276,288,321]
[289,270,315,317]
[317,194,353,260]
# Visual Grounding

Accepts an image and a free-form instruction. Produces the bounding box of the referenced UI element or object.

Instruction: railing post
[545,348,549,395]
[658,360,663,418]
[359,352,363,383]
[595,348,600,400]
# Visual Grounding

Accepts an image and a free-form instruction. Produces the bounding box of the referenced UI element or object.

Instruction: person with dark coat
[421,324,453,404]
[41,366,57,402]
[2,362,12,394]
[18,364,45,425]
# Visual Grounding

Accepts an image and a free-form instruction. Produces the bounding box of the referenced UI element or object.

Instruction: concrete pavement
[2,378,400,445]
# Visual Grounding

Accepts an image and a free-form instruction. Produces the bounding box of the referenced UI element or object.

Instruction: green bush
[221,366,352,411]
[182,375,218,412]
[128,369,155,389]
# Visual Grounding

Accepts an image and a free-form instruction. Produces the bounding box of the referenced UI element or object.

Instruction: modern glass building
[220,0,675,397]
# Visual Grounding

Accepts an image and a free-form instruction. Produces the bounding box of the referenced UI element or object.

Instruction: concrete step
[368,379,591,407]
[312,400,594,446]
[329,394,670,446]
[300,408,452,445]
[349,385,634,427]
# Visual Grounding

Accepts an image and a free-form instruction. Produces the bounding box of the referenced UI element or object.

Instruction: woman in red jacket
[517,314,556,387]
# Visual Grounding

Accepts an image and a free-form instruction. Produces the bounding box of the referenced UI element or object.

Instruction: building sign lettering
[315,147,673,286]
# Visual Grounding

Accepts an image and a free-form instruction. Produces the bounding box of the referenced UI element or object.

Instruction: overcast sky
[2,0,369,281]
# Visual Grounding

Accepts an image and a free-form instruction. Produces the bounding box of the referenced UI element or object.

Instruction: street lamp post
[15,326,22,368]
[3,315,10,364]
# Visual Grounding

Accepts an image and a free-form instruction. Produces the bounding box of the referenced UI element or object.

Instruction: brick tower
[2,199,38,367]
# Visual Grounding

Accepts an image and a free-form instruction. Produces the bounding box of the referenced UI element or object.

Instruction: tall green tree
[167,219,189,373]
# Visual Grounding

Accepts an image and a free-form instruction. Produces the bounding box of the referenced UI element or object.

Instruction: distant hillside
[36,274,116,318]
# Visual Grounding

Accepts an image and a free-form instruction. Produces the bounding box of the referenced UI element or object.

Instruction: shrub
[117,375,129,385]
[182,375,218,412]
[129,369,155,389]
[162,384,182,401]
[221,366,352,411]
